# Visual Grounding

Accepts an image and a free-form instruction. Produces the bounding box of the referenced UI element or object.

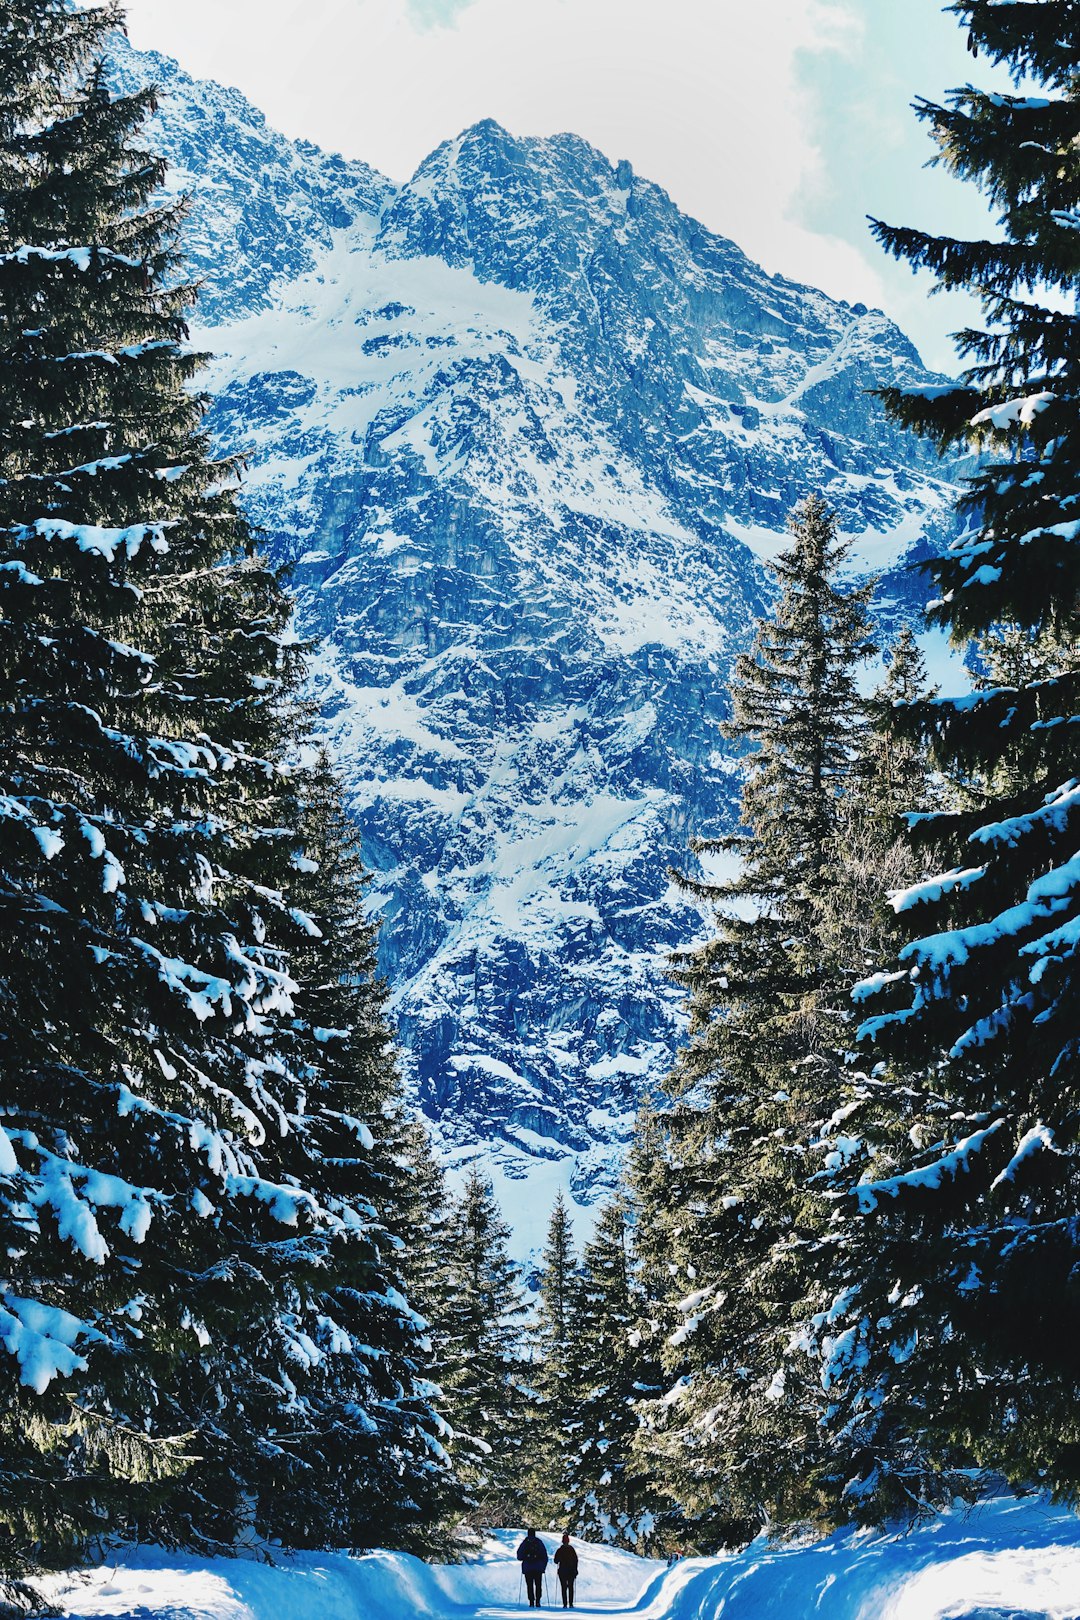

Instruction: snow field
[43,1499,1080,1620]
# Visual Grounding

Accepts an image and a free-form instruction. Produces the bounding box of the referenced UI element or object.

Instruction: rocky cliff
[109,40,960,1247]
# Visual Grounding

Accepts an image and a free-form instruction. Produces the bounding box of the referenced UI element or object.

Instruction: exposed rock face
[110,41,959,1246]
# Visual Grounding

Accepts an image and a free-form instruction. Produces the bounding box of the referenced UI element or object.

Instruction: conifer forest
[2,1,1080,1615]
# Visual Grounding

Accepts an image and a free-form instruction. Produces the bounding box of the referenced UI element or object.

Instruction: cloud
[120,0,923,340]
[406,0,477,28]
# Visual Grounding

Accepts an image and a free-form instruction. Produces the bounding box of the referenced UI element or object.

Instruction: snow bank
[630,1497,1080,1618]
[42,1498,1080,1620]
[46,1531,656,1620]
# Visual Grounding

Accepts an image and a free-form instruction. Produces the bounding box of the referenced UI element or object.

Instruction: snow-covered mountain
[109,40,960,1251]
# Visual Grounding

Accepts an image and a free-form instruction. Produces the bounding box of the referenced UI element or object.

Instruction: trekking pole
[518,1569,524,1606]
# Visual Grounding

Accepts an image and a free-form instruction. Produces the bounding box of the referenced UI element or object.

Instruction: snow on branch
[855,1121,1005,1211]
[894,852,1080,978]
[890,864,988,914]
[970,390,1057,431]
[2,1131,161,1272]
[134,938,235,1023]
[969,779,1080,851]
[21,516,173,562]
[0,1294,104,1394]
[990,1124,1061,1191]
[0,244,143,269]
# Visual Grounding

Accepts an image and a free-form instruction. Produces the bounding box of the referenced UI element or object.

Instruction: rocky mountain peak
[106,35,962,1254]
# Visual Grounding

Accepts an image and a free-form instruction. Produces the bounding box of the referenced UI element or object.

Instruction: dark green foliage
[529,1191,578,1524]
[820,0,1080,1514]
[560,1201,662,1552]
[0,0,448,1586]
[861,629,939,827]
[631,496,882,1532]
[815,630,941,996]
[434,1168,530,1526]
[380,1107,453,1344]
[539,1192,576,1375]
[227,758,452,1554]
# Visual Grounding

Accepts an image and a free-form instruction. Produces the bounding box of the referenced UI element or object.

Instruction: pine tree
[0,1,446,1582]
[863,629,939,825]
[623,1100,705,1554]
[816,628,941,996]
[819,0,1080,1513]
[381,1107,453,1342]
[229,756,453,1553]
[561,1201,661,1552]
[530,1191,578,1524]
[436,1169,530,1525]
[633,496,877,1532]
[539,1193,576,1385]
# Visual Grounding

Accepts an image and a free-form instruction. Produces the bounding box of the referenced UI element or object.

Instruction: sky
[120,0,1006,374]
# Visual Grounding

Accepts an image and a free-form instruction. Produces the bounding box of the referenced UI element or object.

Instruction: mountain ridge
[107,36,962,1254]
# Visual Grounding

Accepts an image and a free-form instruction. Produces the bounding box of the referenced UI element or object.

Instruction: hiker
[517,1528,549,1608]
[553,1534,578,1609]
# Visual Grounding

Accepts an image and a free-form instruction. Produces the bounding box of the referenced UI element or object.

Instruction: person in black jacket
[517,1529,549,1607]
[553,1534,578,1609]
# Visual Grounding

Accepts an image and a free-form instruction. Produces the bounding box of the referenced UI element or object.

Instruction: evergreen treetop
[435,1168,530,1526]
[632,496,879,1533]
[539,1190,576,1355]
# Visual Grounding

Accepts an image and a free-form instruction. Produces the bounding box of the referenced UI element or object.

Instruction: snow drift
[43,1498,1080,1620]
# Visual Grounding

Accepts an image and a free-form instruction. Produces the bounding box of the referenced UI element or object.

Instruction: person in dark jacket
[517,1529,549,1607]
[553,1534,578,1608]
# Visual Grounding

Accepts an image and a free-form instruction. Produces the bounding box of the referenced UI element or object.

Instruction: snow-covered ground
[42,1498,1080,1620]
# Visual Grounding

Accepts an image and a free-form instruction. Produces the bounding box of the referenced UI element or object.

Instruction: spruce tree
[634,496,877,1532]
[232,756,452,1553]
[0,0,446,1582]
[380,1107,453,1343]
[561,1201,661,1552]
[863,629,939,825]
[820,0,1080,1512]
[436,1169,530,1525]
[539,1193,576,1387]
[623,1101,703,1553]
[530,1191,578,1524]
[816,629,941,996]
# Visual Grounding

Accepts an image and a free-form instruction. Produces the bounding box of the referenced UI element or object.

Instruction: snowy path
[41,1499,1080,1620]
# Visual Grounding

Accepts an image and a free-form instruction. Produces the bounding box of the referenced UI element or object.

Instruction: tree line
[0,0,463,1606]
[3,0,1080,1603]
[439,0,1080,1554]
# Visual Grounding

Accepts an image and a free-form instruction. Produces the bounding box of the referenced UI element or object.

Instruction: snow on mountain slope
[44,1499,1080,1620]
[108,43,394,322]
[106,38,963,1251]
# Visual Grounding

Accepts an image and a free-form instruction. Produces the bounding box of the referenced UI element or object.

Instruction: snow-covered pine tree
[634,496,877,1531]
[529,1191,578,1523]
[435,1169,530,1525]
[380,1108,452,1344]
[819,0,1080,1511]
[860,629,938,825]
[815,629,941,1000]
[0,0,445,1579]
[561,1201,661,1553]
[231,756,453,1553]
